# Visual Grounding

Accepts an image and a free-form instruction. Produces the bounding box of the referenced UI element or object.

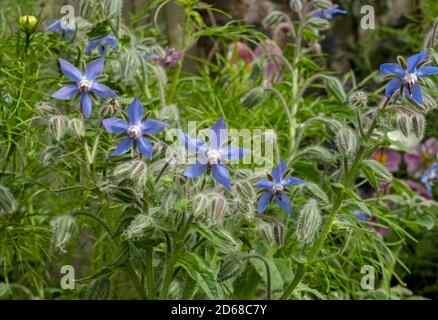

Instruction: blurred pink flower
[404,138,438,178]
[371,148,402,173]
[227,42,254,64]
[403,179,432,199]
[254,41,283,83]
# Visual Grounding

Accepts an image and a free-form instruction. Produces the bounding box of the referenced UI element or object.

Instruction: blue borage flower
[103,97,167,159]
[52,58,116,118]
[312,7,347,20]
[353,210,370,222]
[421,162,438,193]
[256,160,304,214]
[85,34,118,56]
[380,51,438,105]
[46,19,75,39]
[181,118,251,190]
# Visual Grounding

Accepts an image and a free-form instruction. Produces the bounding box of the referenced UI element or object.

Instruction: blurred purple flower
[404,138,438,178]
[421,163,438,194]
[312,7,347,20]
[380,51,438,105]
[371,148,401,173]
[403,179,432,199]
[227,42,254,64]
[256,160,304,214]
[52,58,116,118]
[181,118,251,190]
[254,41,283,82]
[102,97,167,159]
[145,47,185,68]
[85,34,117,56]
[353,210,370,222]
[46,19,75,39]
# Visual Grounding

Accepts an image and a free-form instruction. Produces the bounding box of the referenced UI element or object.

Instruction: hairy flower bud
[397,113,412,138]
[87,277,110,300]
[192,193,209,217]
[113,159,148,189]
[335,127,357,156]
[161,189,178,213]
[120,50,140,85]
[262,11,284,28]
[258,221,275,244]
[69,118,85,138]
[301,182,329,208]
[35,102,59,117]
[349,91,368,108]
[411,113,426,140]
[234,180,256,202]
[124,214,153,240]
[240,87,265,108]
[100,98,120,118]
[290,0,303,12]
[79,0,96,18]
[49,115,68,141]
[103,0,123,18]
[0,185,17,215]
[50,215,77,253]
[236,199,256,221]
[296,199,321,246]
[19,15,38,34]
[210,193,228,225]
[308,18,330,30]
[158,104,180,126]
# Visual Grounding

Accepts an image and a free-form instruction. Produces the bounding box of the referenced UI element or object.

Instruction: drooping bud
[103,0,123,18]
[325,76,347,103]
[273,222,285,247]
[218,253,245,282]
[258,221,275,244]
[313,0,333,10]
[120,50,140,85]
[69,118,85,138]
[335,127,357,156]
[113,159,148,189]
[397,113,412,138]
[161,189,178,213]
[100,98,120,118]
[308,18,330,30]
[19,15,38,34]
[124,214,153,240]
[234,180,256,202]
[79,0,96,18]
[87,277,110,300]
[296,199,321,246]
[262,11,284,28]
[240,87,265,108]
[158,104,180,126]
[411,113,426,140]
[50,215,77,253]
[236,199,256,221]
[192,193,210,217]
[249,60,264,82]
[301,182,329,208]
[35,102,59,117]
[210,193,228,225]
[0,185,17,215]
[349,91,368,108]
[290,0,303,12]
[49,115,69,142]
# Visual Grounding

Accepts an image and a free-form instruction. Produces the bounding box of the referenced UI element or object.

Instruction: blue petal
[183,162,208,178]
[274,193,292,214]
[102,118,129,133]
[380,63,405,77]
[410,83,423,105]
[209,117,227,149]
[81,93,92,118]
[104,34,118,49]
[52,85,78,100]
[272,159,288,183]
[126,97,144,125]
[212,163,231,190]
[47,19,61,32]
[282,177,304,187]
[136,137,153,159]
[219,146,251,161]
[256,179,273,190]
[384,78,402,97]
[312,11,324,19]
[59,58,83,83]
[257,191,272,214]
[85,58,104,81]
[111,137,132,156]
[407,51,428,73]
[327,8,347,15]
[141,119,167,134]
[91,82,116,98]
[416,66,438,77]
[85,39,99,55]
[179,132,207,153]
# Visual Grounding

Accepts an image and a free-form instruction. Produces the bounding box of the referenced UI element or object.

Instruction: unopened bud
[296,199,321,246]
[240,87,265,108]
[103,0,123,18]
[192,193,209,217]
[308,18,330,30]
[313,0,333,9]
[0,185,17,215]
[411,113,426,140]
[302,182,329,207]
[19,15,38,34]
[113,160,148,189]
[124,214,153,240]
[325,76,346,103]
[35,102,59,117]
[258,221,275,244]
[218,253,245,282]
[100,98,120,118]
[234,180,256,202]
[69,118,85,138]
[120,50,140,85]
[50,215,77,253]
[349,91,368,108]
[335,127,357,156]
[49,115,68,141]
[210,193,228,225]
[262,11,284,28]
[290,0,303,12]
[79,0,96,18]
[397,113,411,138]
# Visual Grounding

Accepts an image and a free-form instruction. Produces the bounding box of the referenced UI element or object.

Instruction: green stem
[125,260,147,299]
[244,254,272,300]
[145,246,155,299]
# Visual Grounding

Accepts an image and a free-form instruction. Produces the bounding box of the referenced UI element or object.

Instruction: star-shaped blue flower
[380,51,438,105]
[85,34,118,56]
[256,160,304,214]
[181,118,251,190]
[102,97,167,159]
[52,58,116,118]
[46,19,75,39]
[312,7,347,20]
[421,162,438,193]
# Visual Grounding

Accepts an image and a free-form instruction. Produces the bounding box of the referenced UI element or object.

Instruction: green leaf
[360,159,392,189]
[192,222,239,254]
[176,252,219,299]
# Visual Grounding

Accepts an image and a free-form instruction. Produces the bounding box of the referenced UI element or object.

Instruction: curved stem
[244,254,272,300]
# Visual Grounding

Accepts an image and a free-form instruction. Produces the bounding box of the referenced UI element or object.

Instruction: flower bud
[273,222,285,247]
[124,214,153,240]
[100,98,120,118]
[120,50,140,85]
[290,0,303,12]
[103,0,123,18]
[335,127,357,156]
[49,115,68,142]
[39,146,63,166]
[313,0,333,9]
[308,18,330,30]
[113,160,148,189]
[50,215,77,253]
[301,182,329,208]
[234,180,256,202]
[19,15,38,34]
[210,193,228,225]
[236,199,256,221]
[87,277,110,300]
[397,113,412,138]
[262,11,284,28]
[258,221,275,244]
[411,113,426,140]
[240,87,265,108]
[79,0,96,18]
[0,185,17,215]
[192,193,210,217]
[349,91,368,108]
[35,102,59,117]
[69,118,85,138]
[161,189,178,213]
[325,76,346,103]
[218,253,245,282]
[248,60,264,82]
[158,104,180,126]
[296,199,321,246]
